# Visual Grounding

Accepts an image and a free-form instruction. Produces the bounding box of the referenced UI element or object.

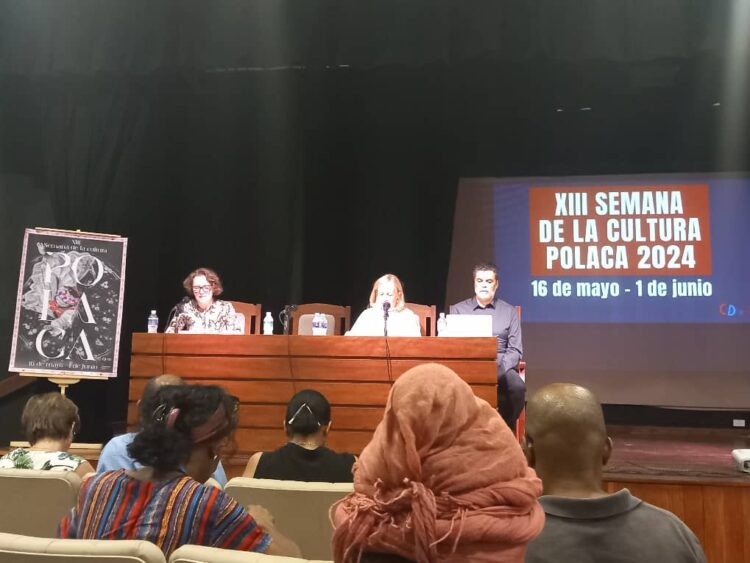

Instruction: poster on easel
[8,228,128,378]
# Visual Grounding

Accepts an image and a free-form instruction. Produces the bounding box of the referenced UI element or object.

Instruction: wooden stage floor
[604,425,750,484]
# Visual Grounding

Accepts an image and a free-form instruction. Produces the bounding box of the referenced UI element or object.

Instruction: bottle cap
[150,310,157,314]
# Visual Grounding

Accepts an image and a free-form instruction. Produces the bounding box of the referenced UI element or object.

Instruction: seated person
[450,262,524,430]
[166,267,239,334]
[97,374,227,486]
[59,384,300,558]
[243,389,355,482]
[523,383,706,563]
[0,392,94,478]
[332,363,544,563]
[347,273,421,336]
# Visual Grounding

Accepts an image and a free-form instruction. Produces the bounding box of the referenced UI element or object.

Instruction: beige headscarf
[331,363,544,563]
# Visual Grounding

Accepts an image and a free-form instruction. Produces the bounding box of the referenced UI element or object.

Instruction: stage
[601,425,750,563]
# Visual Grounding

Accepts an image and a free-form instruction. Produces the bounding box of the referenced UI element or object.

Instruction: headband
[153,401,230,444]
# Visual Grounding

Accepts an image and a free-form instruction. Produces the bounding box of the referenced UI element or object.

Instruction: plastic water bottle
[312,312,324,336]
[147,310,159,333]
[263,312,274,335]
[437,312,447,337]
[319,313,329,335]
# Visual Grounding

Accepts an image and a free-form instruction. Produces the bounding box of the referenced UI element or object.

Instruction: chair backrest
[224,478,353,560]
[169,544,331,563]
[514,304,526,442]
[0,532,166,563]
[229,302,262,335]
[290,304,351,335]
[404,302,437,336]
[0,468,82,536]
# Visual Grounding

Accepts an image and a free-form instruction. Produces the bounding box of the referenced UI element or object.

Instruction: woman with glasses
[347,273,421,337]
[166,267,238,333]
[242,389,356,482]
[60,384,301,558]
[0,392,94,478]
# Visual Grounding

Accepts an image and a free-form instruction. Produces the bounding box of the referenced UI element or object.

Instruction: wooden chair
[404,302,437,336]
[224,478,353,560]
[290,304,351,335]
[0,532,166,563]
[229,302,262,335]
[515,305,526,442]
[0,469,82,537]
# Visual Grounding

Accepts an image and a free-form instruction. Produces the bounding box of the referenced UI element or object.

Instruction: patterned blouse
[166,299,239,334]
[59,470,271,557]
[0,448,86,472]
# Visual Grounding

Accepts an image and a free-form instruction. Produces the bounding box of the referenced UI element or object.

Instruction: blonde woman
[347,274,421,336]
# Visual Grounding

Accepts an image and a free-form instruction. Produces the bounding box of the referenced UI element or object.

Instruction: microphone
[382,301,391,320]
[279,304,298,335]
[167,297,190,333]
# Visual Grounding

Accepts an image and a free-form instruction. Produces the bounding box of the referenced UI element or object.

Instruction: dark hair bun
[285,389,331,437]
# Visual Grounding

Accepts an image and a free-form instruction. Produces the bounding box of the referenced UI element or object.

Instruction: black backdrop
[1,0,747,442]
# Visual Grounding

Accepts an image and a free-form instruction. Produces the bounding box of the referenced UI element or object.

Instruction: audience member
[97,374,227,486]
[523,383,706,563]
[243,389,355,482]
[59,384,300,558]
[332,363,544,563]
[347,274,421,336]
[0,392,94,478]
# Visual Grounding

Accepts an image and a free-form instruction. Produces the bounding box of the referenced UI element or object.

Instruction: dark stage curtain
[0,0,743,441]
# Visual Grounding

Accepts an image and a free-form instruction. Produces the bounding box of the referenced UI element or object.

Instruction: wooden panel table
[130,334,497,473]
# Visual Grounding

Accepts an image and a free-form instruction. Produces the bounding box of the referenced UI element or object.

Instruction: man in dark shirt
[523,383,706,562]
[450,262,524,429]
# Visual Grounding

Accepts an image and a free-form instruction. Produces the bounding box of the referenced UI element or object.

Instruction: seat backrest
[515,304,526,442]
[0,532,166,563]
[0,468,82,537]
[404,303,437,336]
[229,302,262,335]
[224,478,353,560]
[290,304,351,336]
[169,544,331,563]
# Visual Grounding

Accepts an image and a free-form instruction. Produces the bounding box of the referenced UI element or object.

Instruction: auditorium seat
[224,478,353,560]
[0,532,166,563]
[230,302,262,335]
[0,468,81,536]
[169,544,331,562]
[290,304,351,335]
[404,303,437,336]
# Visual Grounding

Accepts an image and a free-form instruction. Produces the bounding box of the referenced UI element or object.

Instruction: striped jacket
[59,470,270,556]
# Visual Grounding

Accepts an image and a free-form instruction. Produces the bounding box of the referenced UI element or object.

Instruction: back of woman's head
[21,392,80,445]
[285,389,331,437]
[128,384,238,472]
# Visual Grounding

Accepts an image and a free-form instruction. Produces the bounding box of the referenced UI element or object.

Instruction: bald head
[524,383,611,492]
[138,375,184,419]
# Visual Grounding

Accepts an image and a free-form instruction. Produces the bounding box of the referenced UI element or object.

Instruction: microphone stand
[166,297,189,334]
[279,304,298,335]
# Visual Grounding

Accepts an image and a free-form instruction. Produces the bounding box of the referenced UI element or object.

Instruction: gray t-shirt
[526,489,706,563]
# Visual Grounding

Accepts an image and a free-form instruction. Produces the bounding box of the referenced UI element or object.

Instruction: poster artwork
[9,228,128,378]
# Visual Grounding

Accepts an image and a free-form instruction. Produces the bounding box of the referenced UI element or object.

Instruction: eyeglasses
[192,285,213,294]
